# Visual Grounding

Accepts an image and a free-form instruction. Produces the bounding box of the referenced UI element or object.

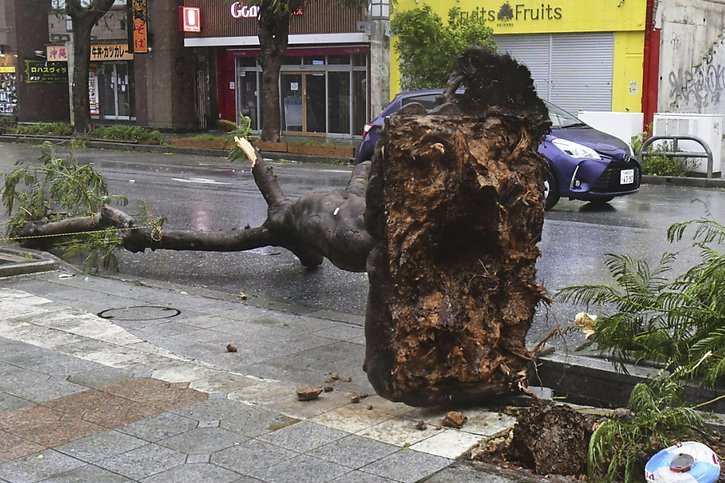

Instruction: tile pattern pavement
[0,274,520,482]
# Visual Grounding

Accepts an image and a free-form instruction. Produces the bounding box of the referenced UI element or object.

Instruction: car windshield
[545,101,586,128]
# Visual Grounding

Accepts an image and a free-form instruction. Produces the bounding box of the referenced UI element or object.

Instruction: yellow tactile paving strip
[0,378,207,463]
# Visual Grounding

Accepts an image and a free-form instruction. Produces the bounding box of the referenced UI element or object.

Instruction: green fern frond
[559,213,724,387]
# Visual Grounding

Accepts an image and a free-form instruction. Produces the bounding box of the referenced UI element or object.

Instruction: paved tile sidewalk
[0,272,521,482]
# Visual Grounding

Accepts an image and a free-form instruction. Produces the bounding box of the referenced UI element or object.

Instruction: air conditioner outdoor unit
[652,113,722,176]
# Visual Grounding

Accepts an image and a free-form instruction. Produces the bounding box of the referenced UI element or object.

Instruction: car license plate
[620,169,634,185]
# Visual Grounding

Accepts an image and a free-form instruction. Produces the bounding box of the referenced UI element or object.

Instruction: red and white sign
[179,7,201,33]
[230,2,303,19]
[230,2,260,18]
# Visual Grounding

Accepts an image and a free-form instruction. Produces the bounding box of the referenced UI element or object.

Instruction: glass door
[305,73,326,134]
[96,62,135,120]
[281,74,302,132]
[237,70,258,129]
[98,63,116,119]
[281,72,326,135]
[116,62,132,118]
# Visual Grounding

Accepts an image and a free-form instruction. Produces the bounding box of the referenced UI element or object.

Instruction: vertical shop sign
[132,0,148,53]
[179,7,201,33]
[0,67,17,116]
[88,65,99,117]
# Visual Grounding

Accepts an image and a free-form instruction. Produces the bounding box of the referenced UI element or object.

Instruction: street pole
[66,32,74,126]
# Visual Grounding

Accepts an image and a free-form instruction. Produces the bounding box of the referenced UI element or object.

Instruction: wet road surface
[1,143,723,350]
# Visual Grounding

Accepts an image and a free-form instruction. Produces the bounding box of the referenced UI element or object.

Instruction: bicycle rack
[638,135,714,179]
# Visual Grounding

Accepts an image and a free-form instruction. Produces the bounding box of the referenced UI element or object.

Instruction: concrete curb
[537,352,725,414]
[0,246,58,278]
[0,135,355,166]
[641,174,725,188]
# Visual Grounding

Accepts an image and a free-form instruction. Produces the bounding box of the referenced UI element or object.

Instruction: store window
[235,51,368,137]
[0,68,17,117]
[328,72,350,134]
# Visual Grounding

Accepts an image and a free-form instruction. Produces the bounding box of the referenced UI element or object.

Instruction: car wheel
[544,168,560,210]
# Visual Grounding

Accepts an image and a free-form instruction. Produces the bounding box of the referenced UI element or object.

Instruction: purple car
[355,89,641,210]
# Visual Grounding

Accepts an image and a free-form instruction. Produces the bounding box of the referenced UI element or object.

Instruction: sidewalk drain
[97,305,181,321]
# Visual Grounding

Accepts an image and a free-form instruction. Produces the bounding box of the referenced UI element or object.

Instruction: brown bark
[363,48,551,406]
[257,2,303,142]
[66,0,115,134]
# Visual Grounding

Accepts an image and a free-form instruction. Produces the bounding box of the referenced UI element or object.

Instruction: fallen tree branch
[12,140,374,272]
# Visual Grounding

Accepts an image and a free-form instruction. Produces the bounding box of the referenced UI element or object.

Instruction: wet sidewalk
[0,261,529,482]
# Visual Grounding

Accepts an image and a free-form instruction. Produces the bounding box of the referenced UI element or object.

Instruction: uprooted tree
[2,48,551,406]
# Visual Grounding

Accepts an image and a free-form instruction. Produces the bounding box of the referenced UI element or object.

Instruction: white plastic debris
[645,441,720,482]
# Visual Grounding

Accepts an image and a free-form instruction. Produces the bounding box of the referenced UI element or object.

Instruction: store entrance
[281,73,326,135]
[97,62,134,120]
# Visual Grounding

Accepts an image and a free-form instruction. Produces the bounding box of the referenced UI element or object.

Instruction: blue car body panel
[356,89,641,205]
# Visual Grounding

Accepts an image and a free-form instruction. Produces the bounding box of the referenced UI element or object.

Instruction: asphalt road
[1,142,724,350]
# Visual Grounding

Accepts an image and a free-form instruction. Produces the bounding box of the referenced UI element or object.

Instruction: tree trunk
[257,3,293,142]
[66,0,115,134]
[70,17,93,134]
[363,48,552,406]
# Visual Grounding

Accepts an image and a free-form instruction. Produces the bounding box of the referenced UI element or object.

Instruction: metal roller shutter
[494,32,614,115]
[495,34,551,100]
[550,33,613,113]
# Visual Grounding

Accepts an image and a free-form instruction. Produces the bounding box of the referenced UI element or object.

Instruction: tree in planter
[392,5,496,90]
[63,0,117,134]
[245,0,368,141]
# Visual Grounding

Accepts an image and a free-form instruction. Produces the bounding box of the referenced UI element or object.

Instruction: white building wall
[657,0,725,113]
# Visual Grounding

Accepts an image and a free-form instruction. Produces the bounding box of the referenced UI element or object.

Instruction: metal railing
[638,135,714,179]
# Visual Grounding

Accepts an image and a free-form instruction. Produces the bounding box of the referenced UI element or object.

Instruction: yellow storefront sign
[0,67,14,73]
[391,0,647,112]
[394,0,646,34]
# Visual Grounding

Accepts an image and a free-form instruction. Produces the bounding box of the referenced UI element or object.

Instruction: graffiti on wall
[668,63,725,112]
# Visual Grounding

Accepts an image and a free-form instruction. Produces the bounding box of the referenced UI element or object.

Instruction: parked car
[355,89,641,210]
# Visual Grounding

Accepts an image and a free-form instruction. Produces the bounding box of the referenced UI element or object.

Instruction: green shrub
[181,133,225,142]
[641,153,689,176]
[11,122,73,136]
[392,6,496,90]
[558,215,724,386]
[587,380,703,483]
[0,116,15,134]
[90,125,165,145]
[632,131,696,176]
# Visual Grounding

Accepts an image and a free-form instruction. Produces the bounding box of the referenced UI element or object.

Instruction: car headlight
[552,138,601,160]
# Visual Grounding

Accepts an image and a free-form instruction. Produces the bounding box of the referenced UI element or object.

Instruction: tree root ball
[363,48,551,407]
[506,401,594,476]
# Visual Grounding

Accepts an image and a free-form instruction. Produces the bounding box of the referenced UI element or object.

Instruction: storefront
[392,0,647,116]
[46,42,135,121]
[0,50,17,117]
[183,0,369,137]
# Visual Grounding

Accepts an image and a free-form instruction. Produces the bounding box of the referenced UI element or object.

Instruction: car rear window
[401,94,442,110]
